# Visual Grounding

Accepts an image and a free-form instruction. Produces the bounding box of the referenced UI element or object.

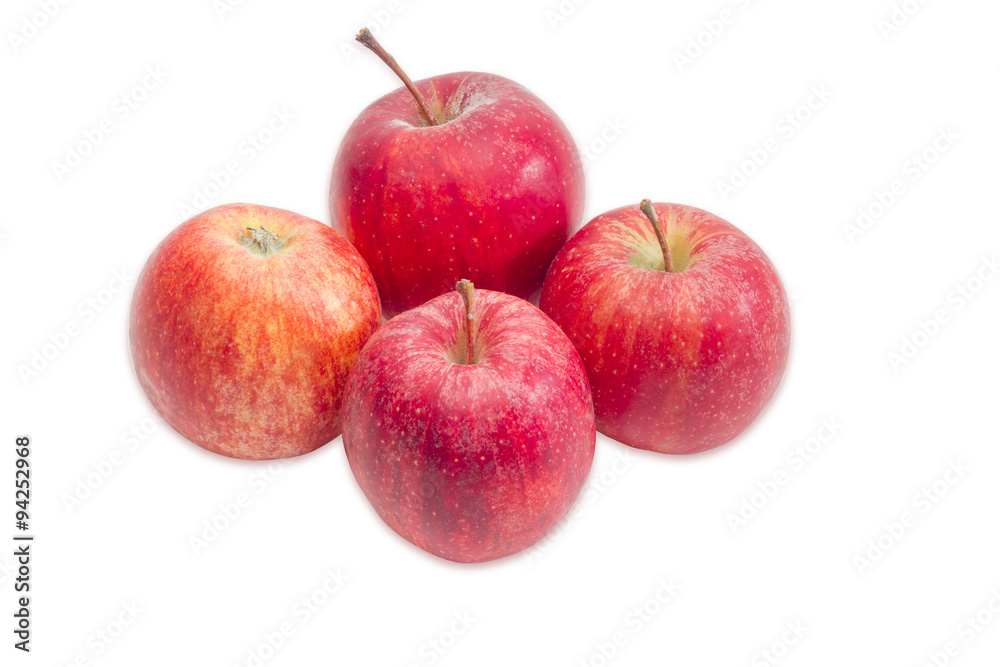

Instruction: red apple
[330,29,585,318]
[342,281,595,562]
[129,203,381,460]
[540,201,790,455]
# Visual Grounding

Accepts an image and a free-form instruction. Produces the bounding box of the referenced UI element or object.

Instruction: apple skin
[330,71,585,318]
[342,289,595,563]
[539,203,790,455]
[129,203,381,460]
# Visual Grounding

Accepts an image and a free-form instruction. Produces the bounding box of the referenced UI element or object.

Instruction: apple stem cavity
[242,226,283,256]
[456,279,477,365]
[355,28,440,127]
[639,199,674,273]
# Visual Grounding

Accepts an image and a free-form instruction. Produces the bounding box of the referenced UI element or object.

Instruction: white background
[3,0,999,664]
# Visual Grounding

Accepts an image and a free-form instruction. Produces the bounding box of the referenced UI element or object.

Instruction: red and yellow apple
[129,203,381,460]
[540,201,790,455]
[342,281,595,562]
[330,30,584,317]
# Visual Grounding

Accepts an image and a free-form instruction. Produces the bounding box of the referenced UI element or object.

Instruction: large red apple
[342,281,595,562]
[330,29,585,318]
[540,201,790,455]
[129,203,381,460]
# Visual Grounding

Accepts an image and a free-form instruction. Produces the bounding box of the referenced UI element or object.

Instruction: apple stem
[455,279,477,365]
[639,199,674,273]
[355,28,439,127]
